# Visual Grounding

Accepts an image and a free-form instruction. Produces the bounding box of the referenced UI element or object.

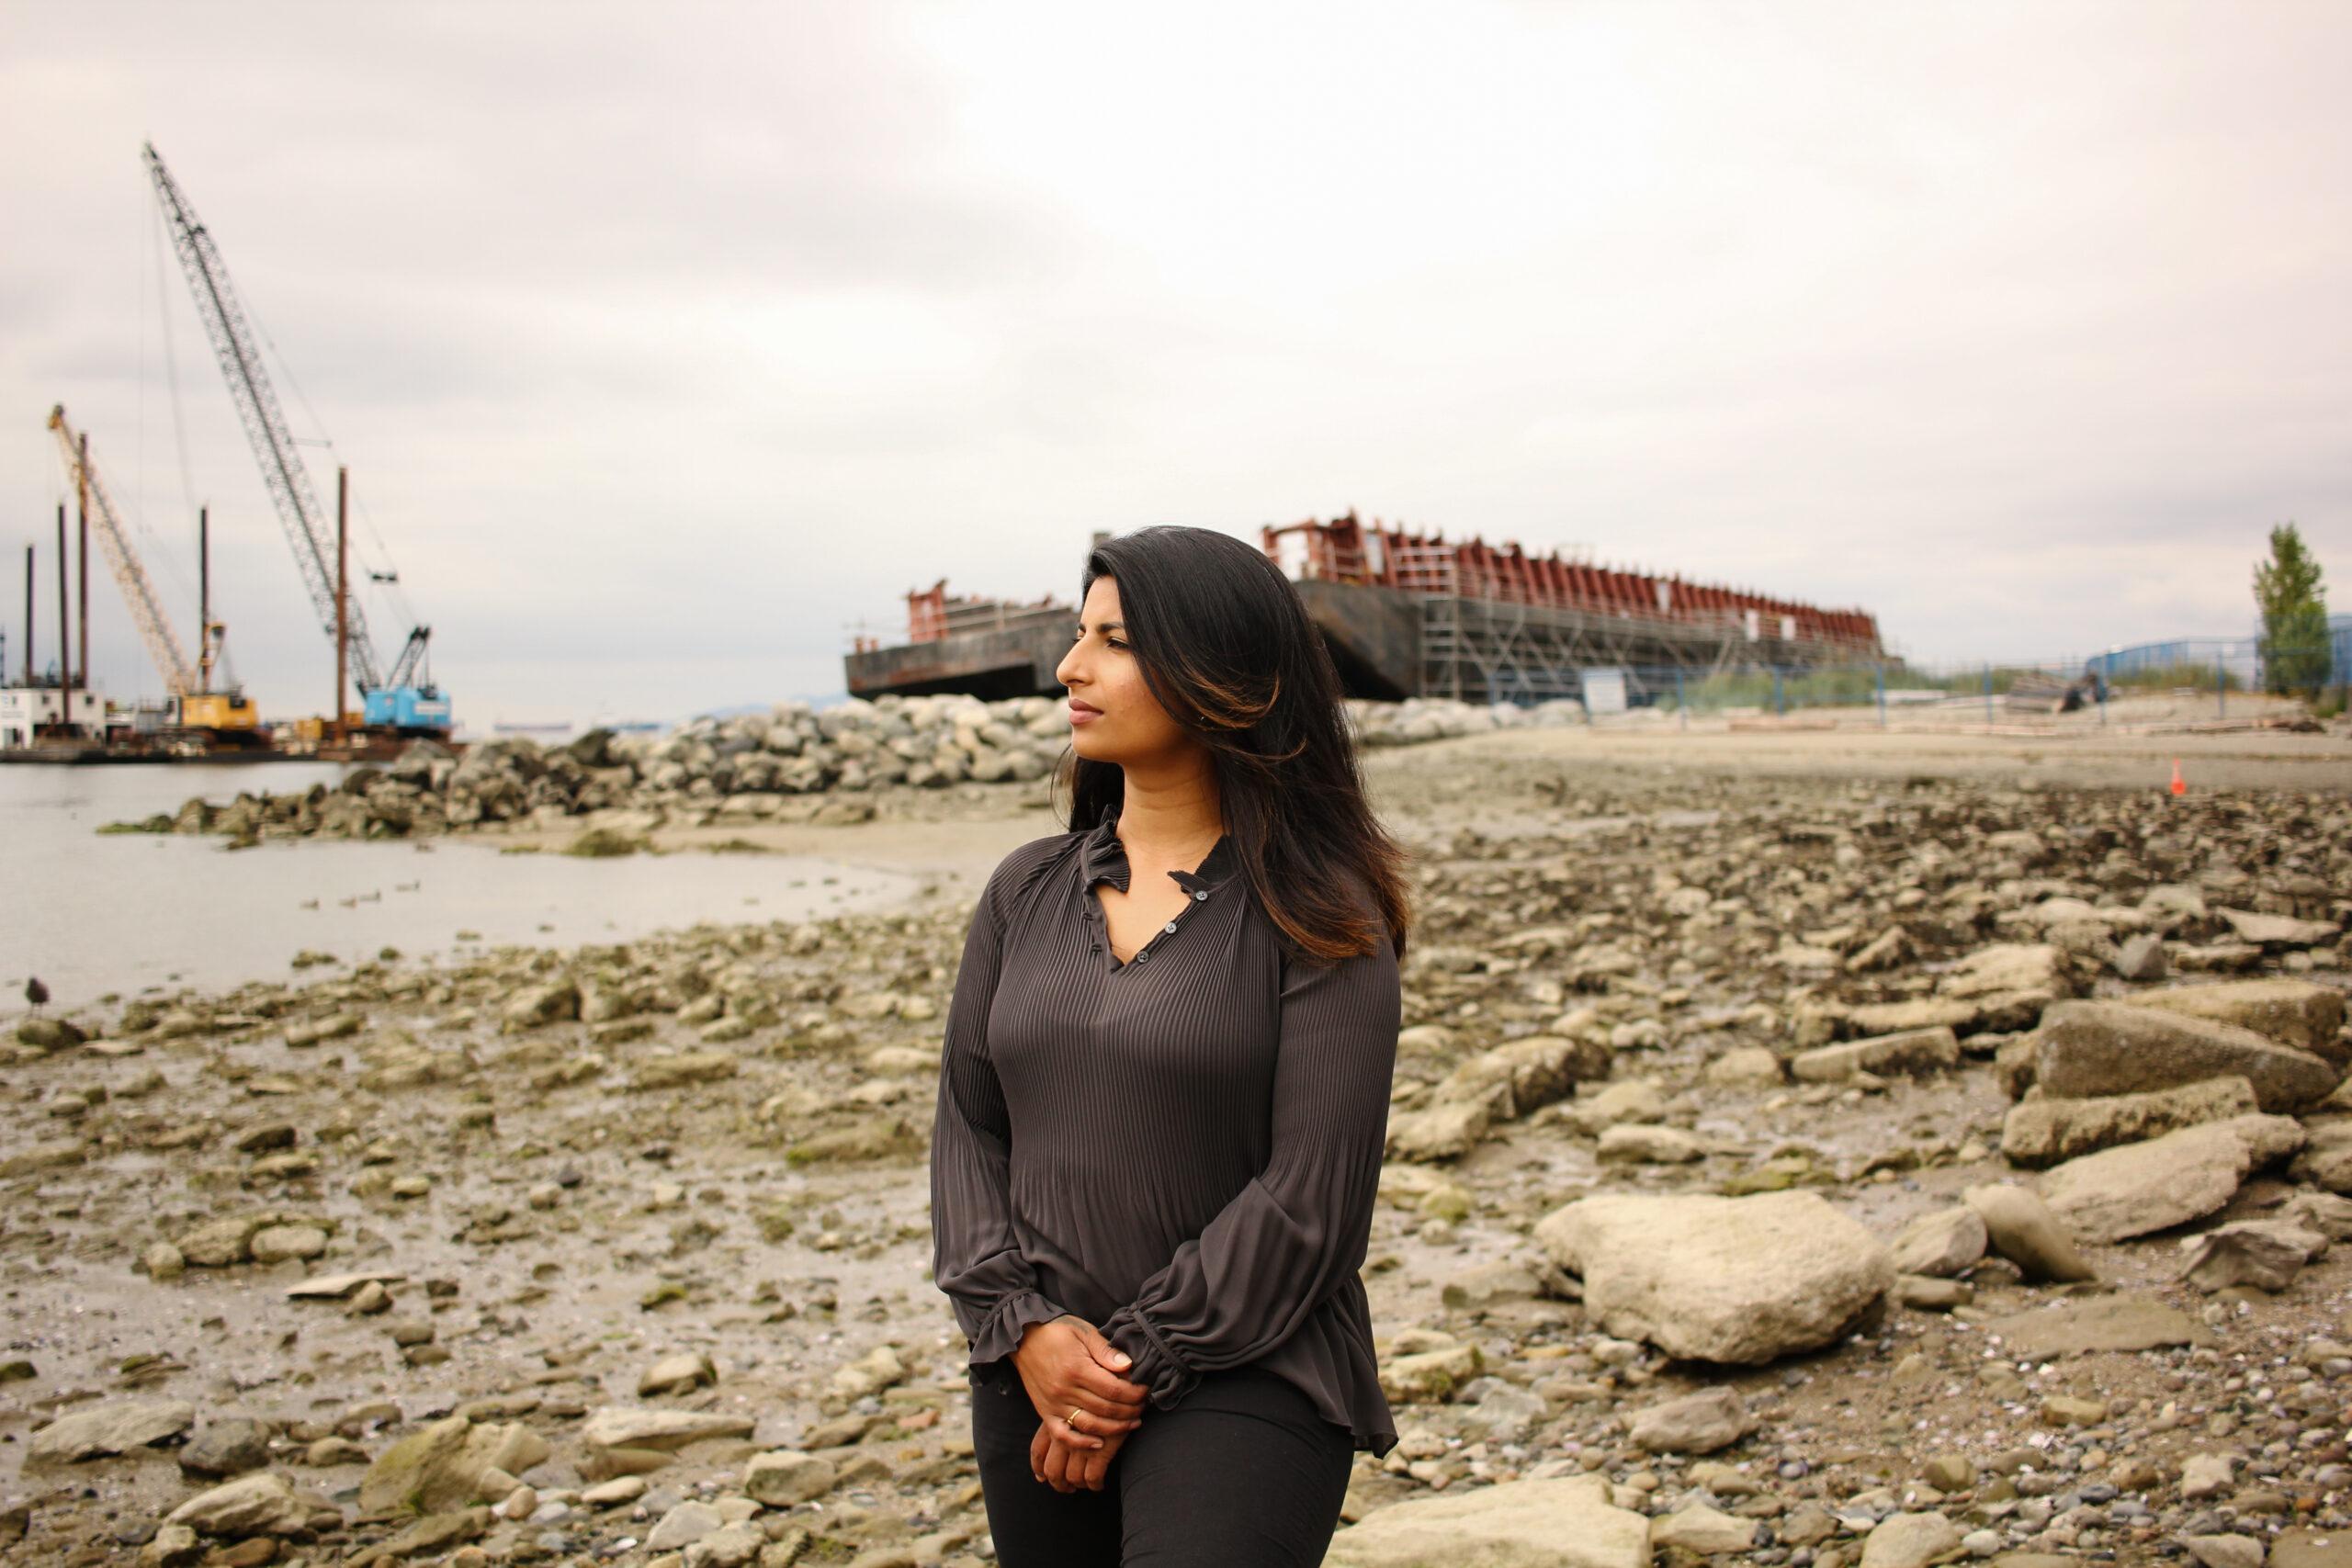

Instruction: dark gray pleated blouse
[930,817,1399,1453]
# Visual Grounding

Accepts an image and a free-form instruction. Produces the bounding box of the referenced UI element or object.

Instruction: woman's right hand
[1012,1316,1147,1450]
[1033,1419,1131,1493]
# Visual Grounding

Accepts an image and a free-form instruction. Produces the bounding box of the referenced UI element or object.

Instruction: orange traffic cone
[2169,759,2187,796]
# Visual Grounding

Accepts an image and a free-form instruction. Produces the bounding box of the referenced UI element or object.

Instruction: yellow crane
[45,405,258,737]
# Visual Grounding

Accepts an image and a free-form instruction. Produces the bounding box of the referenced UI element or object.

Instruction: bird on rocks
[23,977,48,1014]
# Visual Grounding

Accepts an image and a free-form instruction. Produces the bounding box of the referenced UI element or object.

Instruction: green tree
[2255,523,2331,694]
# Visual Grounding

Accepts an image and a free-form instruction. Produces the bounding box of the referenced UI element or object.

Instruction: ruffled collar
[1079,811,1236,895]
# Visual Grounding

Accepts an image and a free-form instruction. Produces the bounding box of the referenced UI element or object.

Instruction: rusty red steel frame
[1261,511,1883,659]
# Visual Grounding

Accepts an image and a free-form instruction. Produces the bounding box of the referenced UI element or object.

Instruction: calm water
[0,762,917,1008]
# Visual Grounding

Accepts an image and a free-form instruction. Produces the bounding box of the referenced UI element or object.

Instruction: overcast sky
[4,3,2346,727]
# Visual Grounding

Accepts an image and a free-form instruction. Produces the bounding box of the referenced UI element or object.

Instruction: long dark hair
[1063,525,1410,964]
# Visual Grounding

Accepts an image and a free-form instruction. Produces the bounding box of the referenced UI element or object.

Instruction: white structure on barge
[0,686,105,750]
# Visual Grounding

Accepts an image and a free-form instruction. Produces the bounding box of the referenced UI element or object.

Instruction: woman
[931,525,1410,1566]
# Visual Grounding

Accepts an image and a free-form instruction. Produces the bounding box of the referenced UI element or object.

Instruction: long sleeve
[1099,936,1399,1408]
[930,878,1069,1366]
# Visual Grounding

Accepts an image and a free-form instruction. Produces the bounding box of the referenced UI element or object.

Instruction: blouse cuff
[967,1289,1069,1369]
[1102,1306,1199,1409]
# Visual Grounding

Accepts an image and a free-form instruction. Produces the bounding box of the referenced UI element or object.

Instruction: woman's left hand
[1012,1316,1145,1449]
[1030,1419,1131,1493]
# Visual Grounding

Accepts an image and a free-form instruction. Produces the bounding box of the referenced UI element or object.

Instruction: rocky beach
[7,717,2352,1568]
[96,696,1591,851]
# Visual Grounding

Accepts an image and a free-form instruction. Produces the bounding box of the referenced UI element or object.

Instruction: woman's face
[1055,577,1197,770]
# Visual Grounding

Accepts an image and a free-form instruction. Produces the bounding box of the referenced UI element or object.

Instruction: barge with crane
[3,144,456,761]
[845,512,1886,706]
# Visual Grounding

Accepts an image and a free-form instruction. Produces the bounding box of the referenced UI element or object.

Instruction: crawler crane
[144,142,450,736]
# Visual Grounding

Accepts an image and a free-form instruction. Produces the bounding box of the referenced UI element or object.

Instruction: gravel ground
[3,725,2349,1568]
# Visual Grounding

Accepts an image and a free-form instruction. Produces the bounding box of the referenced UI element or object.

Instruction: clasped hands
[1012,1315,1147,1494]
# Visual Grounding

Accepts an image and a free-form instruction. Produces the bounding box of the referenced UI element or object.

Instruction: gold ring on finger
[1068,1407,1082,1427]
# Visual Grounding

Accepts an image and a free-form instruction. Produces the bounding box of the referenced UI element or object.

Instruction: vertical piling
[55,504,68,699]
[22,544,32,685]
[334,467,349,741]
[76,434,89,704]
[198,506,211,693]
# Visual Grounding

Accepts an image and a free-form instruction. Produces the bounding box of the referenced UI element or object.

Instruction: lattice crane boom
[47,406,197,699]
[142,141,385,694]
[384,626,432,693]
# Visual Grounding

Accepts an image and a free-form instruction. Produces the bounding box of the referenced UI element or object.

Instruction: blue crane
[143,142,451,736]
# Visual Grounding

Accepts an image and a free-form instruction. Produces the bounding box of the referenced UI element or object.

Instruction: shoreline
[0,728,2348,1566]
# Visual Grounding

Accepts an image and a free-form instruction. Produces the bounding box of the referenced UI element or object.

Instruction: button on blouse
[929,817,1401,1453]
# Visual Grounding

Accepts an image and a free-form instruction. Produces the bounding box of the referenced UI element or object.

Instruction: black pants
[970,1359,1354,1567]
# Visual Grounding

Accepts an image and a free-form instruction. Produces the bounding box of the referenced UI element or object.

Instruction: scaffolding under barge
[842,513,1886,706]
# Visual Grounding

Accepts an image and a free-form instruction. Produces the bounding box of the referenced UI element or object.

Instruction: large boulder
[1562,1080,1667,1135]
[2133,979,2346,1057]
[1939,944,2073,1000]
[500,980,580,1032]
[1629,1387,1752,1455]
[362,1511,491,1561]
[743,1451,836,1506]
[0,1138,86,1178]
[1596,1124,1705,1164]
[1963,1185,2098,1282]
[1652,1504,1759,1555]
[1703,1047,1785,1089]
[180,1418,273,1478]
[359,1415,550,1513]
[1995,1034,2042,1100]
[1434,1034,1610,1121]
[249,1225,329,1266]
[1887,1208,1988,1279]
[684,1520,767,1568]
[1535,1191,1892,1364]
[1381,1346,1483,1404]
[2035,1001,2339,1112]
[1442,1261,1546,1312]
[16,1017,85,1051]
[164,1471,309,1537]
[2280,1190,2352,1239]
[2000,1077,2260,1168]
[2217,908,2342,949]
[175,1217,261,1269]
[139,1523,200,1566]
[829,1345,906,1402]
[580,1407,758,1453]
[1324,1474,1649,1568]
[2182,1534,2268,1568]
[2291,1121,2352,1192]
[2036,1114,2307,1243]
[1385,1101,1490,1163]
[28,1400,195,1462]
[1861,1512,1963,1568]
[639,1352,717,1397]
[1844,998,1980,1039]
[646,1501,726,1551]
[1924,944,2071,1033]
[1792,1027,1959,1084]
[635,1053,741,1091]
[2180,1220,2324,1294]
